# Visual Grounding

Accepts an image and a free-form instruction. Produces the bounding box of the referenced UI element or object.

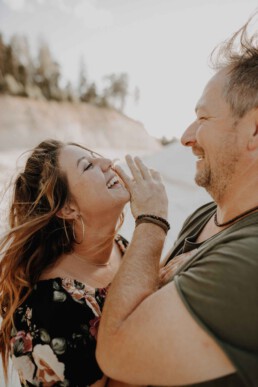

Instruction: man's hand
[115,155,168,219]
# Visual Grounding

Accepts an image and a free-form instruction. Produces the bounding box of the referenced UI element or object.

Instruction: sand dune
[0,96,160,153]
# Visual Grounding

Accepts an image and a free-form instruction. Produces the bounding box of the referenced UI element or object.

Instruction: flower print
[25,307,32,320]
[53,280,61,290]
[97,287,108,298]
[51,337,67,355]
[89,317,100,339]
[115,235,127,254]
[11,331,33,356]
[53,291,67,302]
[61,278,101,316]
[74,279,85,290]
[12,354,35,384]
[24,307,32,327]
[33,344,65,385]
[62,278,87,303]
[39,329,51,344]
[84,294,101,317]
[95,285,110,309]
[11,325,17,337]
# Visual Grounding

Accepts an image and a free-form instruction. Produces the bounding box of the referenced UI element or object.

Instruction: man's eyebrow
[195,103,201,113]
[195,103,206,114]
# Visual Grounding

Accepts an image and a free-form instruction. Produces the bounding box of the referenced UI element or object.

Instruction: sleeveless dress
[10,235,128,387]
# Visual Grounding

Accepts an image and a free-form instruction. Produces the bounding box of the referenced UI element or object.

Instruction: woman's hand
[114,155,168,220]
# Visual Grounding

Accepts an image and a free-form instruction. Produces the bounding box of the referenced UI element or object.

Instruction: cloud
[2,0,26,11]
[2,0,47,11]
[55,0,70,13]
[73,0,113,29]
[2,0,113,28]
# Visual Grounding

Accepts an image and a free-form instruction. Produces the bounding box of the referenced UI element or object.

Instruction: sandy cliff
[0,95,161,154]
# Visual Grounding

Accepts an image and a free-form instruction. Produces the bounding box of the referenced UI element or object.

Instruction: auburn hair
[0,139,124,380]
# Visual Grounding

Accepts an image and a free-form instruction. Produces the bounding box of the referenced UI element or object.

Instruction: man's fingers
[114,165,133,189]
[125,154,143,182]
[150,168,162,182]
[134,157,152,180]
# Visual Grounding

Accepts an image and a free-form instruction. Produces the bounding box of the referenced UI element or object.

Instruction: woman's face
[58,145,130,218]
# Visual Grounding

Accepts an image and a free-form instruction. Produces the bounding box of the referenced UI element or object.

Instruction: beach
[0,140,210,386]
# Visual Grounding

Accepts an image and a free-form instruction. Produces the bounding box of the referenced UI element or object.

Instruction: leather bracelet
[136,214,170,229]
[135,214,170,234]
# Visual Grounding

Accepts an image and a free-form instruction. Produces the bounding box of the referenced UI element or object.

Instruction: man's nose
[181,120,198,147]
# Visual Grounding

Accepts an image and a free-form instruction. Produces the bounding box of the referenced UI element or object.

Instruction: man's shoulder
[179,201,216,235]
[187,201,216,221]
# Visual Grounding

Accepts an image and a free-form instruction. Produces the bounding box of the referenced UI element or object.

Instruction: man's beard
[195,155,239,201]
[195,164,211,189]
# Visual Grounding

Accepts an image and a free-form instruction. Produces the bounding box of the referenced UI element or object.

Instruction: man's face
[181,69,244,201]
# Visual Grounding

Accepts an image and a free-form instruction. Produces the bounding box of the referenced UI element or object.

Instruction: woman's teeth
[107,176,119,188]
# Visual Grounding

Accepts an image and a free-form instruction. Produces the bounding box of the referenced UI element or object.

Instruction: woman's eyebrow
[77,156,88,167]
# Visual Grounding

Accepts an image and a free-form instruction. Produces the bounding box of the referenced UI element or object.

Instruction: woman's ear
[56,202,78,220]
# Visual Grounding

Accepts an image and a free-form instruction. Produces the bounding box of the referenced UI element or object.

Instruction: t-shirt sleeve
[174,234,258,387]
[11,278,105,386]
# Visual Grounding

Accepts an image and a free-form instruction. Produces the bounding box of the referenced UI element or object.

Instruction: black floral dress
[10,235,128,387]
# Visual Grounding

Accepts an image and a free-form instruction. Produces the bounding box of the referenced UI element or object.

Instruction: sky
[0,0,257,139]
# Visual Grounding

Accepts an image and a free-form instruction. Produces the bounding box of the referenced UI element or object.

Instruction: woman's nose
[99,157,112,172]
[181,120,198,147]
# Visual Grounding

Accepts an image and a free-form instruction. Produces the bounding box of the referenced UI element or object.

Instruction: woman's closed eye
[83,163,93,172]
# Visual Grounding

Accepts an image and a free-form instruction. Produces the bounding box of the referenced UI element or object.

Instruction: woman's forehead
[62,145,97,159]
[59,145,98,171]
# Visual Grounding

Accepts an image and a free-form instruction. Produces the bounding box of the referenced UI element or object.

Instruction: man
[96,14,258,387]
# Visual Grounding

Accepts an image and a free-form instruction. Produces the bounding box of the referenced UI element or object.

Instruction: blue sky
[0,0,257,139]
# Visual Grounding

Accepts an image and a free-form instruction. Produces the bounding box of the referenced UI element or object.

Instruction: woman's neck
[73,217,120,265]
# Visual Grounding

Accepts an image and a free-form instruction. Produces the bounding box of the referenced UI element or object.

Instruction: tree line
[0,33,138,112]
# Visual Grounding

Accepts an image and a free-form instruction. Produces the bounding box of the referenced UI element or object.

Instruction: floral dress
[10,235,128,387]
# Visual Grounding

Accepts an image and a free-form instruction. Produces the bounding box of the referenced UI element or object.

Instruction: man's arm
[96,157,235,385]
[97,230,235,385]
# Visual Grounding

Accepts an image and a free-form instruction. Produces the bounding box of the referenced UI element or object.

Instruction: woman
[0,139,131,386]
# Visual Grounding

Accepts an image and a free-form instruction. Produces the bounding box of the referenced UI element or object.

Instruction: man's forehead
[195,71,228,111]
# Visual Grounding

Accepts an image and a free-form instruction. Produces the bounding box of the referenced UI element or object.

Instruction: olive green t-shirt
[167,202,258,387]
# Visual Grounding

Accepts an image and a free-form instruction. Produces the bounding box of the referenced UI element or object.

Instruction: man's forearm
[97,223,165,350]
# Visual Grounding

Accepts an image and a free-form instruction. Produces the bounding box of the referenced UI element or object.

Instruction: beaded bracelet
[135,214,170,234]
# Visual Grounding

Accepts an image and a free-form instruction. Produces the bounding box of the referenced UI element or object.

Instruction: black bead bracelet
[135,214,170,234]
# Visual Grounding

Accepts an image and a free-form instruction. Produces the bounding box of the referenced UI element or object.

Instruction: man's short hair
[210,11,258,118]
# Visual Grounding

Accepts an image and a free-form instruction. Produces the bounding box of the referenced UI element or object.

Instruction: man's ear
[56,202,78,220]
[248,108,258,151]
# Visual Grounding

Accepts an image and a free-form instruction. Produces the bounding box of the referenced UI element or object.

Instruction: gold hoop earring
[72,215,85,244]
[63,218,70,244]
